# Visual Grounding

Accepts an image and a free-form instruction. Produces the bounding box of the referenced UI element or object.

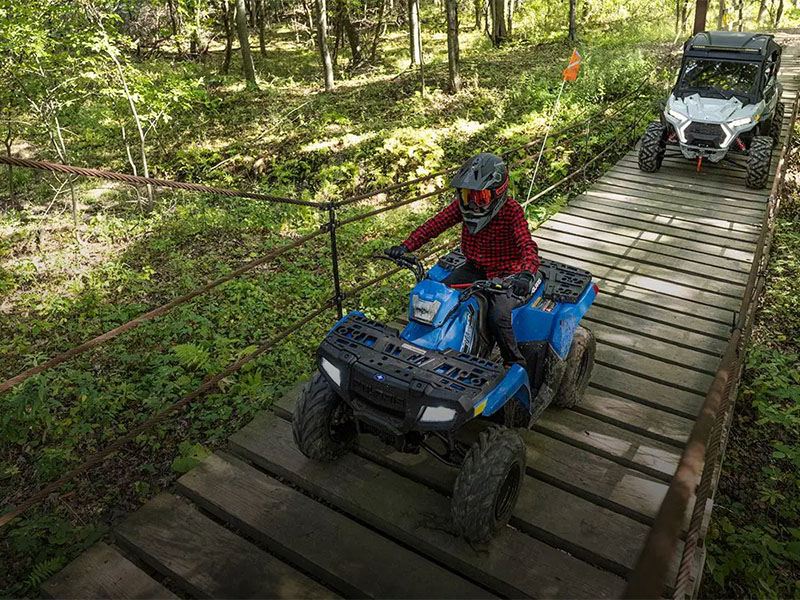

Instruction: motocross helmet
[450,153,509,234]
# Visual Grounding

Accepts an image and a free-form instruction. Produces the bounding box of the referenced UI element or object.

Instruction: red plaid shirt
[402,197,540,278]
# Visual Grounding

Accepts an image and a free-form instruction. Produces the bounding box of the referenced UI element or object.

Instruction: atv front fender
[475,364,530,418]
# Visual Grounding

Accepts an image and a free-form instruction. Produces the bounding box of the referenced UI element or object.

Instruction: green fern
[26,557,64,590]
[173,343,210,369]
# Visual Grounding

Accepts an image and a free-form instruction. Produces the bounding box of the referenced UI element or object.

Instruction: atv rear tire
[451,426,525,543]
[745,136,774,189]
[769,102,785,142]
[552,326,596,408]
[638,122,667,172]
[503,398,531,429]
[292,371,356,461]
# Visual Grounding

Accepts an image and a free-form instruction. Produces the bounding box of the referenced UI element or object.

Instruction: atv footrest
[318,313,505,433]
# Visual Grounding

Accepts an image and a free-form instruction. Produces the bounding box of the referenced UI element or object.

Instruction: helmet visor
[459,188,493,208]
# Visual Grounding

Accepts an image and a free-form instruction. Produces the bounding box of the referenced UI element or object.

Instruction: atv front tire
[745,136,774,189]
[292,371,356,461]
[638,122,667,172]
[553,326,596,408]
[451,426,526,543]
[769,102,785,142]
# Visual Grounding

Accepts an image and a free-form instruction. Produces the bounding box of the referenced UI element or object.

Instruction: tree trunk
[315,0,335,90]
[757,0,768,24]
[775,0,785,25]
[489,0,507,46]
[3,128,14,209]
[255,0,266,53]
[167,0,182,56]
[221,0,235,74]
[408,0,421,66]
[235,0,258,86]
[568,0,577,42]
[738,0,744,30]
[506,0,513,36]
[445,0,461,92]
[474,0,482,29]
[369,0,387,62]
[717,0,725,28]
[681,0,689,32]
[302,0,314,31]
[339,1,363,68]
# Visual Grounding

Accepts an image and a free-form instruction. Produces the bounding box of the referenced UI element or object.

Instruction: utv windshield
[677,59,759,100]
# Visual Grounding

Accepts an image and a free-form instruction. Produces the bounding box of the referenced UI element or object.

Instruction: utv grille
[685,121,725,147]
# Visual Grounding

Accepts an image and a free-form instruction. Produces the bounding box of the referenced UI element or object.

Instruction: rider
[386,152,540,368]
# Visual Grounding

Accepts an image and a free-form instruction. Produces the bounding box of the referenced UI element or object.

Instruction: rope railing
[623,89,800,600]
[0,76,661,528]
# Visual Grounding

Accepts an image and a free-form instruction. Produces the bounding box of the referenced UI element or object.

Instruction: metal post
[328,204,344,319]
[693,0,709,33]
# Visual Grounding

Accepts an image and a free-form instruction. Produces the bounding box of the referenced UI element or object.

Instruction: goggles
[459,188,493,207]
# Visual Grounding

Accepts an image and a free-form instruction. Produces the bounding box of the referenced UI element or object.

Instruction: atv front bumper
[317,313,505,436]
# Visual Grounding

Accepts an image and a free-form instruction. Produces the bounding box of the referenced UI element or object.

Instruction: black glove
[510,271,536,298]
[385,244,408,259]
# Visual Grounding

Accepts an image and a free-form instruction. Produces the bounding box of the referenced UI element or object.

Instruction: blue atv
[292,248,598,543]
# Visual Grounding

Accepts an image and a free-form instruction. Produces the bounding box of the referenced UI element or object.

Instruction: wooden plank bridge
[44,43,800,599]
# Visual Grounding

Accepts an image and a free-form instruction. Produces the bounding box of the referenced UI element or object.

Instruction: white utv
[639,31,784,189]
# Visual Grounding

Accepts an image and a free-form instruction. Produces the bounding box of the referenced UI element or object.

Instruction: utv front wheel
[553,326,596,408]
[292,371,356,461]
[638,122,667,172]
[451,426,526,543]
[745,136,774,189]
[769,102,785,142]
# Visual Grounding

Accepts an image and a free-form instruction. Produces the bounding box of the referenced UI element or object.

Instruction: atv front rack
[318,313,505,434]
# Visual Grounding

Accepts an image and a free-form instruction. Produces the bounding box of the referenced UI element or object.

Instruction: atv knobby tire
[553,326,596,408]
[638,122,667,172]
[746,136,774,189]
[451,426,526,543]
[503,397,531,429]
[292,371,356,461]
[769,102,785,142]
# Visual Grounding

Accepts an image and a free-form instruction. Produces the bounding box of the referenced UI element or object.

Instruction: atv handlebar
[373,253,426,282]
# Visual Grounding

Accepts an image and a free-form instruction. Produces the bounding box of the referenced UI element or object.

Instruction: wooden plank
[546,211,755,263]
[576,391,694,448]
[271,389,649,576]
[539,217,752,273]
[590,180,766,219]
[541,244,743,310]
[590,320,721,374]
[229,412,625,599]
[591,290,732,340]
[586,304,728,356]
[115,493,336,599]
[613,156,768,189]
[559,205,757,250]
[177,452,494,599]
[532,409,681,481]
[535,228,749,284]
[596,343,714,395]
[573,194,761,233]
[41,543,177,600]
[591,364,704,419]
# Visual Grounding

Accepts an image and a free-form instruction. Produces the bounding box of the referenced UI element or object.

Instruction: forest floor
[1,10,798,599]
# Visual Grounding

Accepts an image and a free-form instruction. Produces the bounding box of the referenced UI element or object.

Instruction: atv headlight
[728,117,752,128]
[411,296,441,325]
[667,108,688,122]
[320,357,341,387]
[419,406,457,423]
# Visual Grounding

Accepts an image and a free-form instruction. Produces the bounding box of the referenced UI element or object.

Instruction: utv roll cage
[673,31,782,105]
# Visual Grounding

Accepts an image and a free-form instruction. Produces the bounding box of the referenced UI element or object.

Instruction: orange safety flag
[562,49,582,82]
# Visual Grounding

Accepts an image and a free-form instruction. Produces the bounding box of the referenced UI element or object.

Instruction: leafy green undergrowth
[702,173,800,598]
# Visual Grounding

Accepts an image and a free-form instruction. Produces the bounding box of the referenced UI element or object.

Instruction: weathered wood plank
[41,543,177,600]
[591,364,704,419]
[586,304,728,356]
[177,453,493,599]
[229,412,625,599]
[532,409,681,481]
[535,228,749,285]
[560,205,757,250]
[115,494,336,599]
[590,320,722,374]
[539,217,752,273]
[613,157,770,189]
[541,245,743,311]
[577,391,695,448]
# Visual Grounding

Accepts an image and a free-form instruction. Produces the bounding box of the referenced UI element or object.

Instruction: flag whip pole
[523,77,566,210]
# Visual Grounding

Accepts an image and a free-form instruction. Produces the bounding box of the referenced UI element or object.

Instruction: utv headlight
[728,117,753,128]
[667,108,688,122]
[419,406,457,423]
[411,296,441,325]
[320,357,341,387]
